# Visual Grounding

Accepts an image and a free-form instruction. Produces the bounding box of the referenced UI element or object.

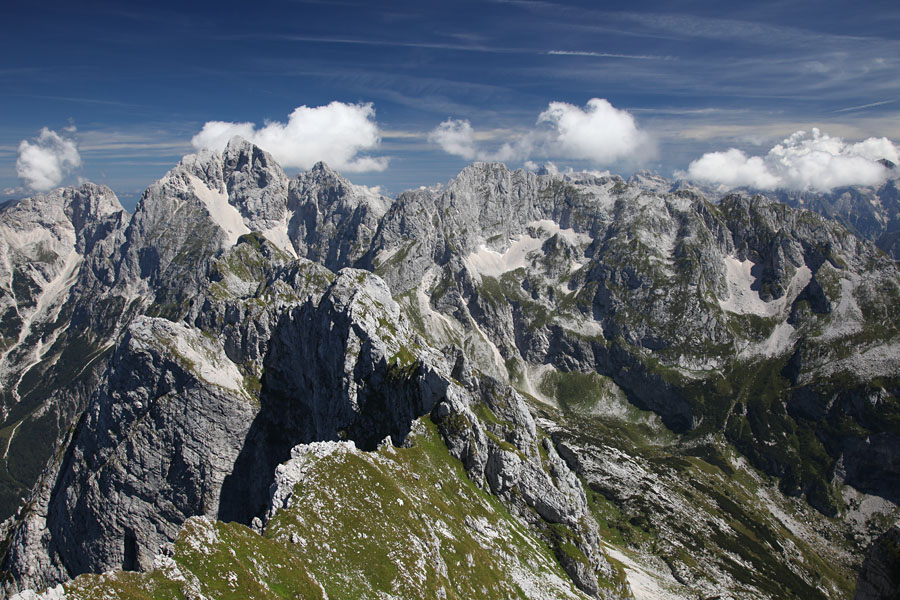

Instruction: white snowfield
[464,219,591,280]
[718,255,811,317]
[602,544,682,600]
[466,235,544,279]
[188,175,250,248]
[260,220,297,258]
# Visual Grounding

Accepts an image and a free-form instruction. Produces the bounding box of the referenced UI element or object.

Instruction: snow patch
[465,236,544,279]
[260,220,297,258]
[820,275,864,340]
[719,256,772,316]
[188,175,250,248]
[464,219,591,280]
[719,256,812,317]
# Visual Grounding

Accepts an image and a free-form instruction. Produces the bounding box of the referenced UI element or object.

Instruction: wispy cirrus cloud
[546,49,671,60]
[833,99,898,113]
[219,32,676,63]
[215,32,526,54]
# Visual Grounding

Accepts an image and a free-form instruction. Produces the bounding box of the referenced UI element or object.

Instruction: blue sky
[2,0,899,208]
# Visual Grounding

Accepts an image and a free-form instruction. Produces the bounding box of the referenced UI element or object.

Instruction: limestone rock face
[221,137,292,233]
[0,183,126,396]
[1,140,899,600]
[430,369,615,597]
[287,161,389,270]
[10,316,257,582]
[0,183,131,524]
[775,175,900,259]
[855,522,900,600]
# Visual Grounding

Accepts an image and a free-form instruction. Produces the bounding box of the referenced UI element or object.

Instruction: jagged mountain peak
[1,183,123,227]
[2,150,900,600]
[63,182,124,217]
[627,169,672,194]
[287,159,391,270]
[452,160,523,184]
[224,134,253,153]
[296,160,350,189]
[308,159,339,176]
[223,136,285,183]
[294,160,388,211]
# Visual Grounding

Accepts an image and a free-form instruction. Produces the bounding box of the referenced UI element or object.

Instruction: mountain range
[0,137,898,599]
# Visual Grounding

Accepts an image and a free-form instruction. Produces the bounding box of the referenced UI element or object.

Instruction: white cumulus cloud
[680,129,899,192]
[428,119,532,163]
[429,119,478,160]
[429,98,651,167]
[16,128,82,192]
[191,102,388,172]
[537,98,653,164]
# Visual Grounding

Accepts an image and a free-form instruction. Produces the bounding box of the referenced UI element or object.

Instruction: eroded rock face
[855,522,900,600]
[1,140,898,600]
[776,176,900,259]
[23,317,257,578]
[4,252,622,598]
[2,264,412,592]
[0,183,127,397]
[0,183,132,524]
[287,161,389,270]
[431,356,616,596]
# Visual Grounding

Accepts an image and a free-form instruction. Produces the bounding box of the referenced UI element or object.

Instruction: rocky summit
[0,136,898,599]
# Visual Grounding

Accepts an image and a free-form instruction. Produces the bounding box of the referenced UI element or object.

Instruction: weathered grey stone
[2,140,899,600]
[855,522,900,599]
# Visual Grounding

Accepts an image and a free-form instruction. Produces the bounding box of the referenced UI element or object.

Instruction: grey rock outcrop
[221,137,292,232]
[775,175,900,259]
[0,183,131,521]
[432,355,619,597]
[855,522,900,599]
[2,140,899,600]
[0,183,126,398]
[287,161,389,270]
[5,315,259,588]
[2,259,444,594]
